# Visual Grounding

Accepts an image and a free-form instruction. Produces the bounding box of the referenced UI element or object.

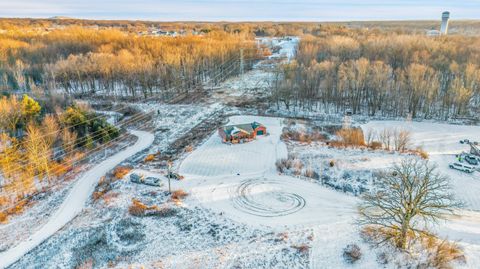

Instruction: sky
[1,0,479,21]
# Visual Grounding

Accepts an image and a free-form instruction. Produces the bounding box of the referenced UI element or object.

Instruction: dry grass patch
[113,166,132,179]
[281,127,324,144]
[128,199,177,217]
[0,211,8,223]
[144,154,155,162]
[421,235,466,268]
[171,189,188,201]
[334,127,366,148]
[129,199,156,216]
[361,226,465,268]
[368,141,383,150]
[292,244,310,254]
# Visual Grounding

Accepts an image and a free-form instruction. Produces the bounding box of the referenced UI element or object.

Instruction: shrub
[422,236,465,268]
[335,128,366,148]
[0,211,8,223]
[129,199,149,216]
[369,141,383,150]
[113,166,131,179]
[128,198,160,216]
[128,198,176,217]
[343,244,362,263]
[171,189,189,201]
[304,167,315,178]
[416,147,429,159]
[292,244,310,254]
[332,128,365,147]
[329,160,335,167]
[281,127,324,143]
[144,154,155,162]
[276,159,286,173]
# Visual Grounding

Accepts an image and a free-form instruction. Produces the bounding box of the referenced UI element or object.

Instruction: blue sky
[1,0,479,21]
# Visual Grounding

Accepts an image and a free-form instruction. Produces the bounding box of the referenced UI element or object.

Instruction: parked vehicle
[130,173,144,183]
[449,162,475,173]
[143,177,163,186]
[465,155,479,166]
[167,172,184,180]
[130,173,163,186]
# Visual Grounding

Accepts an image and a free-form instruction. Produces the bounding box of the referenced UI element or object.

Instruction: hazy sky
[1,0,479,21]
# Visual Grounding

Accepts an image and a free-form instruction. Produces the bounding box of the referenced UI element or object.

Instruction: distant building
[440,11,450,35]
[218,122,267,143]
[426,30,441,37]
[426,11,450,37]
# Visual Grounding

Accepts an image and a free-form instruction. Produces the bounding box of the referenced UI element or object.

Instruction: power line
[0,53,260,207]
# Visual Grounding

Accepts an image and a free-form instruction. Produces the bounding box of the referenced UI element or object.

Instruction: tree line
[0,26,258,99]
[272,30,480,120]
[0,94,119,221]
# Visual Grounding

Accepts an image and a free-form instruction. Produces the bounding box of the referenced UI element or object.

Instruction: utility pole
[240,48,245,75]
[167,160,172,194]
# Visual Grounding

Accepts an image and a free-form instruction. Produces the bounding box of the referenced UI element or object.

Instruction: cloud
[0,0,478,21]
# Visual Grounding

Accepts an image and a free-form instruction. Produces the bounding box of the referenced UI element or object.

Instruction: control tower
[440,11,450,35]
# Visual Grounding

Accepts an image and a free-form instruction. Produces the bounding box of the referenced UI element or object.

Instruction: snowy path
[0,130,154,269]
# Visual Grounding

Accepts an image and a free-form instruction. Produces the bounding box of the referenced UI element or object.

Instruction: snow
[0,130,154,269]
[361,120,480,210]
[180,116,287,177]
[362,120,480,268]
[177,115,358,258]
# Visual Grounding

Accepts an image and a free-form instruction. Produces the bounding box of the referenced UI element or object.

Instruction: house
[218,122,267,143]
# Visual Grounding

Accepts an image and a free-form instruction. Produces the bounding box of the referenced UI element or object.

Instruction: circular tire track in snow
[232,178,306,217]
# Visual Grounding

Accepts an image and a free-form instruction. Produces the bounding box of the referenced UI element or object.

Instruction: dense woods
[272,29,480,119]
[0,94,119,221]
[0,25,258,99]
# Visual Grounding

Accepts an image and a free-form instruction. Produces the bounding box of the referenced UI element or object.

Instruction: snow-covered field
[362,120,480,268]
[362,120,480,210]
[177,117,480,268]
[178,115,376,267]
[179,116,357,228]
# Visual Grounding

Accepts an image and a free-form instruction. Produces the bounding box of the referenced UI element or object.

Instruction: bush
[416,148,429,159]
[0,211,8,223]
[343,244,362,263]
[144,154,155,162]
[113,166,131,179]
[304,167,315,178]
[171,189,189,201]
[329,160,335,167]
[422,236,465,268]
[369,141,383,150]
[128,198,177,217]
[276,159,287,173]
[129,199,149,216]
[334,128,366,148]
[281,127,324,143]
[292,244,310,254]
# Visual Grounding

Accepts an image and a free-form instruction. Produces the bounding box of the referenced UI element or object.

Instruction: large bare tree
[359,158,460,250]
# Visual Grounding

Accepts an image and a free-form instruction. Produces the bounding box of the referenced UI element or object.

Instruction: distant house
[218,122,267,143]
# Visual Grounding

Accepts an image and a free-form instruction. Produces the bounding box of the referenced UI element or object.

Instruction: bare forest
[272,29,480,120]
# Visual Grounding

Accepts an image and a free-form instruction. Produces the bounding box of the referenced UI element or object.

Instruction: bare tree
[393,128,411,152]
[379,128,392,150]
[359,158,460,250]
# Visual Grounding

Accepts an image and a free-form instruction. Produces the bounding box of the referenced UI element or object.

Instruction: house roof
[221,122,265,137]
